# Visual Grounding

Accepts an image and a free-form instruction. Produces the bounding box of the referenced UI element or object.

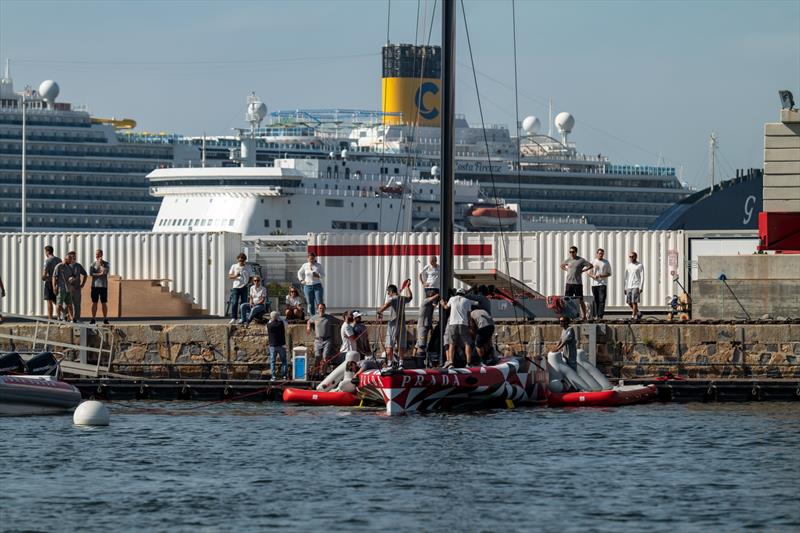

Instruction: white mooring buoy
[73,400,110,426]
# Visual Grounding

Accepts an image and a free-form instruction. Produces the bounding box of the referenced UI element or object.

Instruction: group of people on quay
[0,245,113,325]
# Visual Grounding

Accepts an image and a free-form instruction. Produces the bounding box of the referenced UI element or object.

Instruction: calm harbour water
[2,402,799,532]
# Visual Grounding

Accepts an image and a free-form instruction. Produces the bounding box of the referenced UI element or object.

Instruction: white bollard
[73,400,110,426]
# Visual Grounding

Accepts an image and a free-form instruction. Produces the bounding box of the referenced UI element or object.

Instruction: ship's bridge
[147,166,304,197]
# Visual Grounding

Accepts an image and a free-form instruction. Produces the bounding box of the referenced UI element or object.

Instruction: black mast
[439,0,455,359]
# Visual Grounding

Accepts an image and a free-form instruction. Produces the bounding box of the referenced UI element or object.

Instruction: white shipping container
[0,232,242,317]
[308,231,685,312]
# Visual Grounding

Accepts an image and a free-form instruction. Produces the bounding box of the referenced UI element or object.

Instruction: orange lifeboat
[466,205,518,229]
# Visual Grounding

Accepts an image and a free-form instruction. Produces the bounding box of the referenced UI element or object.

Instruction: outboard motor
[25,352,59,376]
[0,352,25,374]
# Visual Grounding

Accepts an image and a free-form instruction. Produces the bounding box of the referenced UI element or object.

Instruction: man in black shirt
[266,311,288,380]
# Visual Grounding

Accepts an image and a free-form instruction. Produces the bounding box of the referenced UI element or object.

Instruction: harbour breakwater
[1,321,799,380]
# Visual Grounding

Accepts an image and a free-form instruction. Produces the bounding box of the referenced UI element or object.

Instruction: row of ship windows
[0,200,158,214]
[157,218,235,227]
[491,187,683,203]
[316,199,400,209]
[263,219,292,229]
[0,187,153,202]
[0,144,172,160]
[474,175,683,189]
[513,200,666,216]
[331,221,379,230]
[0,174,147,187]
[0,130,108,143]
[0,214,152,225]
[0,159,158,173]
[0,117,91,128]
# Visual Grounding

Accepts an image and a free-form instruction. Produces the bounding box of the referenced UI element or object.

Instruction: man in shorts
[67,251,88,322]
[52,253,75,321]
[441,288,477,368]
[625,251,645,320]
[378,284,412,369]
[560,246,592,321]
[89,249,111,325]
[470,306,495,364]
[306,303,336,376]
[41,245,61,320]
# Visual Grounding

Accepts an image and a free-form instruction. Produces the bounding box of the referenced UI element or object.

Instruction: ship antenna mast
[707,131,718,190]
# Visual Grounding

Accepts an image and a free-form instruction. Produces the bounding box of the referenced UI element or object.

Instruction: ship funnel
[381,44,442,127]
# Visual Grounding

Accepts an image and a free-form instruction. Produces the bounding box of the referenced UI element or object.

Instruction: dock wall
[2,321,798,380]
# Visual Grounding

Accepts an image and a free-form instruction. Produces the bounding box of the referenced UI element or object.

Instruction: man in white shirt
[239,275,268,325]
[297,252,325,317]
[416,256,441,359]
[228,253,254,324]
[624,251,645,320]
[440,288,478,369]
[418,256,440,289]
[589,248,612,320]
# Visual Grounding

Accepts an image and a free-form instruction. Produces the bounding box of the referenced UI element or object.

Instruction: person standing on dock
[589,248,612,320]
[416,256,440,358]
[297,252,325,317]
[625,251,645,320]
[52,253,75,321]
[89,249,110,325]
[41,245,61,320]
[228,253,254,324]
[378,283,412,370]
[266,311,288,380]
[67,252,88,323]
[307,303,335,375]
[560,246,592,321]
[441,288,478,368]
[554,316,578,370]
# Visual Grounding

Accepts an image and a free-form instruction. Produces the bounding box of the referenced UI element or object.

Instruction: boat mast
[439,0,455,347]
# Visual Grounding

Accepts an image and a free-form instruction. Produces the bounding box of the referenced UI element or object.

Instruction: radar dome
[38,80,59,106]
[340,149,348,160]
[431,165,439,177]
[555,112,574,134]
[521,116,541,134]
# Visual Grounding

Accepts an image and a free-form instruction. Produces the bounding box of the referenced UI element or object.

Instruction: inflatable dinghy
[282,388,359,406]
[545,350,657,407]
[0,352,82,416]
[547,384,657,407]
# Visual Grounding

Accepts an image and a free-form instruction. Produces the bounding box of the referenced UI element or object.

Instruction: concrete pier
[1,320,799,380]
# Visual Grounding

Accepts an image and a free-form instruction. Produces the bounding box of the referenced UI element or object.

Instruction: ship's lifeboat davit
[466,205,518,229]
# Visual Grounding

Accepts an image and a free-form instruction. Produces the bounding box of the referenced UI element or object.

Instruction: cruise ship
[1,44,692,233]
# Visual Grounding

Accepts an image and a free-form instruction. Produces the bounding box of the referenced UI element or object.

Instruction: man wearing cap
[238,275,268,326]
[378,284,412,369]
[440,288,478,368]
[560,245,592,321]
[266,311,288,380]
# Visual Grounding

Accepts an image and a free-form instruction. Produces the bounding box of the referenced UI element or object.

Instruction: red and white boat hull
[358,358,547,415]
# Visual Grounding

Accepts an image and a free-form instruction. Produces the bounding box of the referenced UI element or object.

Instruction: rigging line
[426,0,438,44]
[511,0,522,233]
[13,53,378,66]
[456,60,682,167]
[460,0,523,339]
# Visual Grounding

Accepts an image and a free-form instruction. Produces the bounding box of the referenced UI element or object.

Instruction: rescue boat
[547,384,658,407]
[282,387,359,406]
[465,205,518,229]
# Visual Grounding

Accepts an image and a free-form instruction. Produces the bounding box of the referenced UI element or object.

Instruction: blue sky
[1,0,798,188]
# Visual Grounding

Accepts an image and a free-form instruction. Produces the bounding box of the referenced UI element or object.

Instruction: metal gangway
[0,313,121,378]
